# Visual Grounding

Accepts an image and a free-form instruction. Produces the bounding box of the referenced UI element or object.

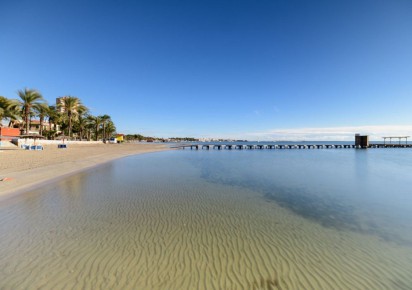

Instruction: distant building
[56,97,66,113]
[28,120,55,134]
[355,134,369,148]
[116,134,124,143]
[11,120,60,134]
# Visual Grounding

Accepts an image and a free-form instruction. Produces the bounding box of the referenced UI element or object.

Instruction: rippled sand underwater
[1,150,412,289]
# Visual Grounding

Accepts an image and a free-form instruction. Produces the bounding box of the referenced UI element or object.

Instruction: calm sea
[1,146,412,289]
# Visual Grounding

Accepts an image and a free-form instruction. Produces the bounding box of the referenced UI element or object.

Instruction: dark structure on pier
[355,134,369,148]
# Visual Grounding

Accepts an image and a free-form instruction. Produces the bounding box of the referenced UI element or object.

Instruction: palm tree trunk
[68,114,72,138]
[25,106,30,134]
[39,116,44,135]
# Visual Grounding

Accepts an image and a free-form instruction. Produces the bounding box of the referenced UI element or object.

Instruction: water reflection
[1,150,412,289]
[193,149,412,246]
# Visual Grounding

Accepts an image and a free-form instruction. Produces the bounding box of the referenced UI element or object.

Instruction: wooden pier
[176,143,412,150]
[174,135,412,150]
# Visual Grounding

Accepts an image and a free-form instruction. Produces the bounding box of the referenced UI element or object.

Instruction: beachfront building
[27,120,60,134]
[10,120,61,135]
[56,97,66,113]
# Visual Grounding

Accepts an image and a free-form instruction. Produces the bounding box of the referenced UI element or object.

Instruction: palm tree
[0,96,7,119]
[74,113,89,140]
[47,105,62,132]
[17,89,44,134]
[0,96,12,126]
[99,114,111,141]
[58,96,87,138]
[0,97,20,128]
[87,115,102,141]
[34,103,50,136]
[105,120,116,138]
[76,106,89,140]
[85,118,95,141]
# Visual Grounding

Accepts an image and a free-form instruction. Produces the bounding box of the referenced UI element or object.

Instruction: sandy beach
[0,143,170,200]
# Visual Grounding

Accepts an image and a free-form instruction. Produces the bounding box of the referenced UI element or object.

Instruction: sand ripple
[1,156,412,289]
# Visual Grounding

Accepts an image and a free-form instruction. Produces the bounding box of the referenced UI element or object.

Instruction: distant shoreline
[0,143,171,202]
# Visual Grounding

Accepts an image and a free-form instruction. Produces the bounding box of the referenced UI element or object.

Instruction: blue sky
[1,0,411,140]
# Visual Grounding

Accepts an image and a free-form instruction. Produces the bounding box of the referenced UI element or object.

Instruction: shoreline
[0,143,171,202]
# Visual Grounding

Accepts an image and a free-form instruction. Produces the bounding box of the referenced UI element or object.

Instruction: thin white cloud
[232,125,412,141]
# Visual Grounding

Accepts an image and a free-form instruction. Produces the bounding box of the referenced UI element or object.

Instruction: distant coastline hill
[125,134,198,143]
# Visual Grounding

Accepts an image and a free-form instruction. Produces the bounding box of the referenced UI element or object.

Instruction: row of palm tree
[0,88,116,141]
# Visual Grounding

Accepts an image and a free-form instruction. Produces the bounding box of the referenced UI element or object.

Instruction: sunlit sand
[1,151,411,289]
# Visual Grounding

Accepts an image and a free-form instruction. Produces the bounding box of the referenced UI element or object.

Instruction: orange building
[0,127,20,138]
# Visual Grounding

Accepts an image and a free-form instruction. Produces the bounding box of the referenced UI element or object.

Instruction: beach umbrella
[56,135,70,143]
[19,134,45,139]
[19,134,45,145]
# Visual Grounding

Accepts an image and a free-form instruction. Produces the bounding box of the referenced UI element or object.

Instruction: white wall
[18,139,103,146]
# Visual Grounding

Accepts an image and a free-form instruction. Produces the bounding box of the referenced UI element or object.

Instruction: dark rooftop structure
[355,134,369,148]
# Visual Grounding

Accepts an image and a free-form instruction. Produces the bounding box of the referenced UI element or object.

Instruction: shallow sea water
[1,149,412,289]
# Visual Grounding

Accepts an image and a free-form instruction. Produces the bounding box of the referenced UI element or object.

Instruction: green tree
[73,113,90,140]
[34,103,50,136]
[47,105,60,132]
[17,89,44,134]
[105,120,116,138]
[58,96,87,138]
[99,114,111,141]
[0,96,17,126]
[87,115,102,141]
[84,118,95,141]
[0,96,8,124]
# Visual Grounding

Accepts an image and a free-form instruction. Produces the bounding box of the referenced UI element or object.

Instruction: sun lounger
[29,145,44,150]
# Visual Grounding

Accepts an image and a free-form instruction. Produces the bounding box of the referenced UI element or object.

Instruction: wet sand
[0,143,169,200]
[1,152,412,289]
